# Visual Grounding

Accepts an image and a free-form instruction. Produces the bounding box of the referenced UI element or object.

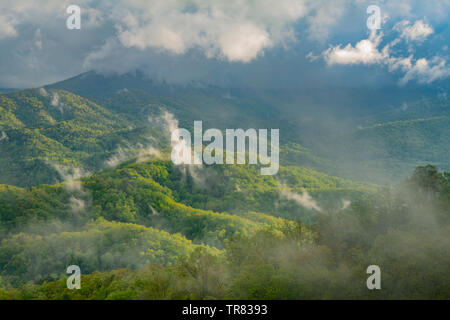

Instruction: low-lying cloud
[280,187,322,212]
[48,162,91,215]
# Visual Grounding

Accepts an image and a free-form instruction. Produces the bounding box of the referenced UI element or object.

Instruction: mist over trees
[0,162,448,299]
[0,79,449,300]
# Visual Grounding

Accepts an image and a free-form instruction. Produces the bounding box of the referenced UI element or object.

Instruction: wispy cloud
[0,131,8,142]
[341,199,351,210]
[394,20,434,42]
[0,1,449,87]
[280,187,322,212]
[319,21,450,84]
[48,162,90,214]
[0,14,17,39]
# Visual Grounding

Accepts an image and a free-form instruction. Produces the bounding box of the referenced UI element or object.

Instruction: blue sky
[0,0,449,89]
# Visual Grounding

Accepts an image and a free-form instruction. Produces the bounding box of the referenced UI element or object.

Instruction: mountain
[47,70,230,98]
[0,88,17,94]
[353,117,450,163]
[0,86,304,187]
[0,73,327,186]
[0,72,449,299]
[0,88,172,187]
[47,71,283,132]
[47,71,450,180]
[308,93,450,183]
[2,70,450,187]
[360,95,450,125]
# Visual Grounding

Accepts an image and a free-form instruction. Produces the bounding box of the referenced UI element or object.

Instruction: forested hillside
[2,158,357,288]
[0,74,449,300]
[46,72,450,183]
[0,86,314,187]
[352,117,450,163]
[0,164,448,299]
[360,96,450,125]
[304,94,450,184]
[1,0,449,304]
[0,88,168,186]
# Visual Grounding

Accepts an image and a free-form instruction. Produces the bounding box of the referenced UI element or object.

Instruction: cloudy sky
[0,0,449,89]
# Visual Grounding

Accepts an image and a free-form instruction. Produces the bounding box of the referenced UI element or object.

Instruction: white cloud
[0,15,18,39]
[105,144,160,167]
[399,57,450,84]
[395,20,433,42]
[306,0,346,41]
[0,0,449,87]
[323,30,386,65]
[215,24,272,63]
[114,0,307,63]
[320,22,450,84]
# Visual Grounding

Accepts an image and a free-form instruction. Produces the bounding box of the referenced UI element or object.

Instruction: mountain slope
[49,72,281,133]
[0,84,329,187]
[359,96,450,125]
[0,89,167,186]
[353,117,450,163]
[0,163,449,299]
[47,71,450,184]
[1,158,319,286]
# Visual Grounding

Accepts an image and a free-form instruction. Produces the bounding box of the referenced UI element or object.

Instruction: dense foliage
[1,82,449,300]
[0,162,448,299]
